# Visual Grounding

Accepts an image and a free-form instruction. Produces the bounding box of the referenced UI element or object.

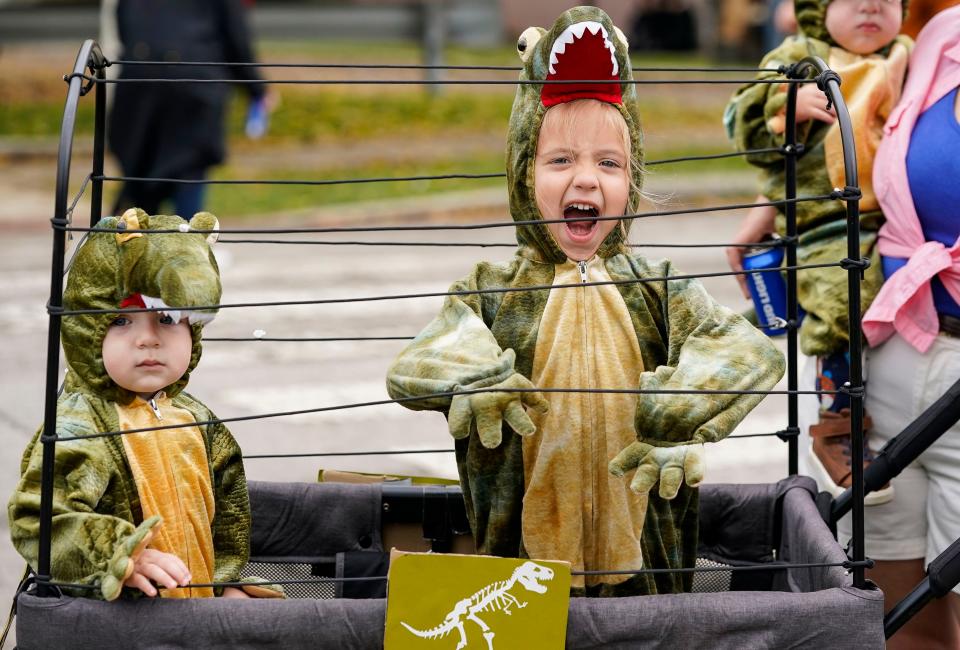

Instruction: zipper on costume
[577,258,598,572]
[148,398,163,421]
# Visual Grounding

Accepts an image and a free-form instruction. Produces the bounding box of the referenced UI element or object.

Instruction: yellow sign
[385,552,571,650]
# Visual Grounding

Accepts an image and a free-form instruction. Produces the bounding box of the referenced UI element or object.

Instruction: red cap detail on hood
[119,293,146,309]
[541,27,622,108]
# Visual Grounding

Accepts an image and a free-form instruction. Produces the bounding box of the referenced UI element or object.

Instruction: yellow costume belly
[117,394,216,598]
[521,257,647,589]
[825,43,909,213]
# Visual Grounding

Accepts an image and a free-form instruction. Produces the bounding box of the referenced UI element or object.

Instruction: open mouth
[541,21,621,107]
[563,202,600,238]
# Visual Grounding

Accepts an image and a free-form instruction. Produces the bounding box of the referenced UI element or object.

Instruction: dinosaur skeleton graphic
[400,560,555,650]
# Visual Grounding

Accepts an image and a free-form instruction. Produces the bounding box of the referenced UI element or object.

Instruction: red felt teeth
[541,25,621,107]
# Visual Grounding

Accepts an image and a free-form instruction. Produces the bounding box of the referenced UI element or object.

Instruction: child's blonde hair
[537,98,645,216]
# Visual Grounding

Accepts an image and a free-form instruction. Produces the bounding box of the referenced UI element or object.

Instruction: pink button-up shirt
[862,6,960,353]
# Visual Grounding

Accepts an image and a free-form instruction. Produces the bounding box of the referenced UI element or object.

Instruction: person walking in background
[107,0,272,219]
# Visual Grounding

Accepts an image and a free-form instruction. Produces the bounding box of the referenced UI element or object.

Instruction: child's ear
[189,212,220,245]
[517,26,545,62]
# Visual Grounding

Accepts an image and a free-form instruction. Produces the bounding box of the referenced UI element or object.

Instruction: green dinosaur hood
[506,6,643,264]
[795,0,908,47]
[62,208,222,404]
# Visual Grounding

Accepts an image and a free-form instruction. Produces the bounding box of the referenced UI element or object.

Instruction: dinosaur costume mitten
[9,209,278,600]
[724,0,912,355]
[388,7,785,596]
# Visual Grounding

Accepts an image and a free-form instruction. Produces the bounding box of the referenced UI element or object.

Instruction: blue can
[742,245,799,336]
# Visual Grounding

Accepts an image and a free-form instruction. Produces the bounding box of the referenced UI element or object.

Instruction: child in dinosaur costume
[9,208,279,601]
[387,6,785,596]
[725,0,911,500]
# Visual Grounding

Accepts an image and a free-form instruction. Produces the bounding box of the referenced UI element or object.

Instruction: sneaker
[808,408,893,505]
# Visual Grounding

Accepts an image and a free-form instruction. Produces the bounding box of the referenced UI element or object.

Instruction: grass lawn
[6,41,751,216]
[205,156,508,217]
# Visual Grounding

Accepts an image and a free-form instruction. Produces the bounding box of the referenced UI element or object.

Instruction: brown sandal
[808,409,893,505]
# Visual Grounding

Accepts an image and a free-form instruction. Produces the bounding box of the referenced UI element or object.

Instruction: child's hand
[221,586,252,598]
[726,198,778,299]
[123,548,191,597]
[609,442,705,498]
[99,515,161,601]
[448,373,550,449]
[794,83,836,124]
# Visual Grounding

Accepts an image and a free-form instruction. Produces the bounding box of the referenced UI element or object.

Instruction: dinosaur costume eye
[517,27,542,62]
[116,208,144,244]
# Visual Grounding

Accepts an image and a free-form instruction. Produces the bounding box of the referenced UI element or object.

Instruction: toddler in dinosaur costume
[9,208,280,601]
[387,6,785,596]
[725,0,911,501]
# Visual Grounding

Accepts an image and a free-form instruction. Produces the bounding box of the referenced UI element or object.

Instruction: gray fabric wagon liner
[15,476,884,648]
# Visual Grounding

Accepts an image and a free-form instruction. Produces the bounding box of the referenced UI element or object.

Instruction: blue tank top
[882,87,960,318]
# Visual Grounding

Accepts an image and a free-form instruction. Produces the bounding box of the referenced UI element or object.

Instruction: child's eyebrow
[594,148,626,158]
[537,146,574,157]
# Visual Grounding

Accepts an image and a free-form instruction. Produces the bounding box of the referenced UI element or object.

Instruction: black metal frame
[37,39,106,597]
[784,57,869,588]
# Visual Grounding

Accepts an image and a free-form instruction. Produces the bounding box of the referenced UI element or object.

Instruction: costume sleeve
[386,269,517,411]
[206,417,251,587]
[635,262,785,446]
[725,37,817,168]
[8,425,158,600]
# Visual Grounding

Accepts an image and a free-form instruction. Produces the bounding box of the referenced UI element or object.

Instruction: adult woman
[859,7,960,647]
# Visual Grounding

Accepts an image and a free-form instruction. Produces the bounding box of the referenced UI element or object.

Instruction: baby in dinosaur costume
[387,6,785,596]
[9,208,280,601]
[725,0,911,501]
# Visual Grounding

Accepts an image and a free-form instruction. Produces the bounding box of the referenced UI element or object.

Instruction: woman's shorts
[834,333,960,573]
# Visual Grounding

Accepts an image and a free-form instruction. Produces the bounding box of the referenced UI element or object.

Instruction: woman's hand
[726,198,779,299]
[122,548,191,597]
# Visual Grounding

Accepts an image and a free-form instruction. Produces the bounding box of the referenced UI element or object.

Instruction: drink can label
[742,245,798,336]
